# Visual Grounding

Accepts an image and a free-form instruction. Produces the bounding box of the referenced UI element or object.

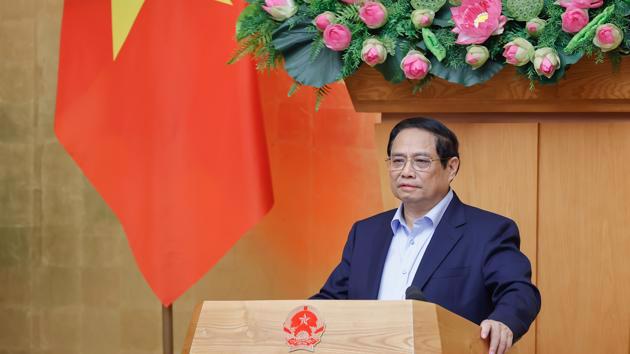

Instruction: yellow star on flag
[111,0,232,60]
[111,0,145,60]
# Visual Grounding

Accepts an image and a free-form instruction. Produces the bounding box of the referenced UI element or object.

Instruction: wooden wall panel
[538,123,630,354]
[376,118,539,354]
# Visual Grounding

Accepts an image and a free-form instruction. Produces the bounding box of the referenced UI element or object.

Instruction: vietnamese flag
[55,0,273,305]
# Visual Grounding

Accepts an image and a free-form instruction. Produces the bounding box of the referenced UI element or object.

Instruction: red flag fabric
[55,0,273,305]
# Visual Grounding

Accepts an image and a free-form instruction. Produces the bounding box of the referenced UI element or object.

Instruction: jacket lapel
[411,193,467,290]
[366,210,395,299]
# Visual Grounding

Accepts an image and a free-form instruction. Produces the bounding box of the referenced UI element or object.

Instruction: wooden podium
[183,300,517,353]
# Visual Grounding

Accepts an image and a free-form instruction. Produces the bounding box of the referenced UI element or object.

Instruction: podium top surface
[183,300,503,354]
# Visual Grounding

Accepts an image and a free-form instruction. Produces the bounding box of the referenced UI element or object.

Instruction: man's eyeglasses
[386,155,450,171]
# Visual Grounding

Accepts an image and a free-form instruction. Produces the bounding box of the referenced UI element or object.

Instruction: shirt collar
[390,189,454,234]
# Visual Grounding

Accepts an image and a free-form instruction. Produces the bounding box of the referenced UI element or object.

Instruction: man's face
[388,128,459,210]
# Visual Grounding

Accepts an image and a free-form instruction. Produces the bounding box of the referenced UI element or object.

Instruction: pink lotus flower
[450,0,507,44]
[359,2,388,29]
[561,8,589,33]
[323,24,352,51]
[313,12,336,32]
[593,23,623,52]
[400,50,431,80]
[557,0,603,9]
[262,0,297,21]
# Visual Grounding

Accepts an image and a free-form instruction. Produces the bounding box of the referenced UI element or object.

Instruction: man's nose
[400,160,415,177]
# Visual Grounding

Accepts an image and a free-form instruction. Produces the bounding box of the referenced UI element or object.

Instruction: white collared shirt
[377,189,454,300]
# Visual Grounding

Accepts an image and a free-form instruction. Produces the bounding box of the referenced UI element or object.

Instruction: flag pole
[162,304,174,354]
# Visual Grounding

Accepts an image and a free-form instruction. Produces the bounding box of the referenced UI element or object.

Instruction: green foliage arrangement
[232,0,630,107]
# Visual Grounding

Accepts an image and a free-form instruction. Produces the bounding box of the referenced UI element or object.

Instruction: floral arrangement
[232,0,629,107]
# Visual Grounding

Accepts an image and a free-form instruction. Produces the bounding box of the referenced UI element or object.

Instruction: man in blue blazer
[312,117,540,354]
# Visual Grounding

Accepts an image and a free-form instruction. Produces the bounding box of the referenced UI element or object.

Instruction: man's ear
[447,157,460,182]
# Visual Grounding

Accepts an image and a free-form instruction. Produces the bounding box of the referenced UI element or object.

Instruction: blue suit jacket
[311,193,541,340]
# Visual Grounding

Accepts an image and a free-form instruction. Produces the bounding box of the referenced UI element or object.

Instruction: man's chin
[396,193,425,204]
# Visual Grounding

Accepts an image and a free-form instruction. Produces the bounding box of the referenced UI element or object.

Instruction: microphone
[405,286,427,301]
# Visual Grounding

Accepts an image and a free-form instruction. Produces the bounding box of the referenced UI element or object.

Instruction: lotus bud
[525,18,546,37]
[359,1,388,29]
[465,45,490,69]
[400,50,431,80]
[361,38,388,66]
[533,47,561,78]
[593,23,623,52]
[262,0,297,21]
[313,12,336,31]
[502,38,535,66]
[411,9,435,29]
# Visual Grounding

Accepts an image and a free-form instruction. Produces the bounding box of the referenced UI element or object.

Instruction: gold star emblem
[111,0,233,60]
[111,0,145,60]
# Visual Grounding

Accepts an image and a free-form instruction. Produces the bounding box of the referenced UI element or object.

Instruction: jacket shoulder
[462,203,514,225]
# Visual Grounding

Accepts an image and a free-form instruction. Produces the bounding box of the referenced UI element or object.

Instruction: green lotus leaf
[272,20,342,88]
[432,5,454,27]
[374,41,410,84]
[429,57,505,86]
[560,50,583,66]
[533,49,584,84]
[517,49,584,85]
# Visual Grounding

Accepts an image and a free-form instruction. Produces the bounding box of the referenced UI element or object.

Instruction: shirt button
[410,240,415,245]
[402,270,407,274]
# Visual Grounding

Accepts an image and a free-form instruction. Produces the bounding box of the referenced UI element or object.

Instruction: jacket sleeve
[483,219,541,341]
[310,223,358,300]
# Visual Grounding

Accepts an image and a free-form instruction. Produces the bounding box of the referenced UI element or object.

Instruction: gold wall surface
[0,1,383,353]
[1,2,165,353]
[3,2,630,354]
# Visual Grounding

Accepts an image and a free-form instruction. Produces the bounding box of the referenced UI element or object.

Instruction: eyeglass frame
[385,154,454,172]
